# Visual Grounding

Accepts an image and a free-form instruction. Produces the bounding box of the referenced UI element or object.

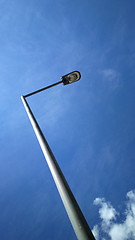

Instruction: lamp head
[61,71,81,85]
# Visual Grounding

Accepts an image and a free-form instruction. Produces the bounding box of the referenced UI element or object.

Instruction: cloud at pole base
[92,190,135,240]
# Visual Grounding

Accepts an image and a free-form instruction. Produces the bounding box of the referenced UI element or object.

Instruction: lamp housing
[61,71,81,85]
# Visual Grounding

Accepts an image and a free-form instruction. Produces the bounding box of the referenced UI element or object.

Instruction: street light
[61,71,81,85]
[21,71,95,240]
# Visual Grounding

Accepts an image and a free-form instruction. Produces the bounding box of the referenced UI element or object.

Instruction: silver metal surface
[21,95,95,240]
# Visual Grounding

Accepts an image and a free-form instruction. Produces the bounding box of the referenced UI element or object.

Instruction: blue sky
[0,0,135,239]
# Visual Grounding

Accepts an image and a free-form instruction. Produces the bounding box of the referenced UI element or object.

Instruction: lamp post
[21,71,95,240]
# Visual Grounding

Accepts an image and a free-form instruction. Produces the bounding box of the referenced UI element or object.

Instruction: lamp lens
[68,74,78,83]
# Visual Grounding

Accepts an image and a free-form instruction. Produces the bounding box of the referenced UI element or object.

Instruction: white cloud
[92,225,99,240]
[92,190,135,240]
[94,198,117,228]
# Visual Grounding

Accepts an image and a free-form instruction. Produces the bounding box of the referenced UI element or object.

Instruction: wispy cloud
[99,69,120,89]
[92,190,135,240]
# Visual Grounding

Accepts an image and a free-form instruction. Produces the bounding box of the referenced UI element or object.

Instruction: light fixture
[61,71,81,85]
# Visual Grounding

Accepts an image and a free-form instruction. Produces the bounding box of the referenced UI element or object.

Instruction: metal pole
[21,96,95,240]
[23,80,63,98]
